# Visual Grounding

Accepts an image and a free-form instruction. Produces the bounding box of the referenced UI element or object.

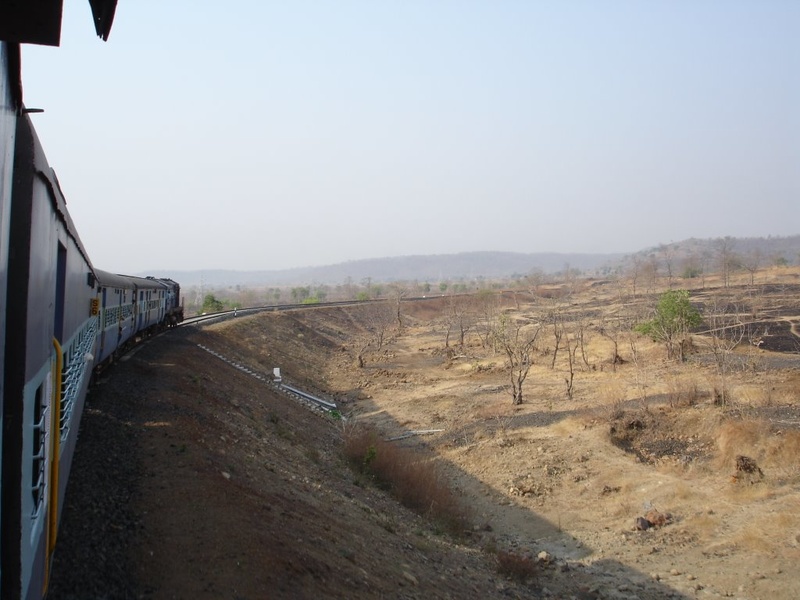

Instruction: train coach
[1,4,185,597]
[94,271,183,364]
[1,110,183,600]
[2,105,100,599]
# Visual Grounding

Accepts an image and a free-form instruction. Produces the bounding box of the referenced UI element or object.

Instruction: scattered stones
[644,509,673,528]
[633,509,673,531]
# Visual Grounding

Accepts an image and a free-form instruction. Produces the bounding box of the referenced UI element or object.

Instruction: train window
[104,306,118,328]
[59,316,99,442]
[31,383,47,517]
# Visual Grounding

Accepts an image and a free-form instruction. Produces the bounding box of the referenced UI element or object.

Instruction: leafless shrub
[710,382,737,408]
[342,425,469,534]
[665,376,703,408]
[495,550,539,581]
[598,382,627,420]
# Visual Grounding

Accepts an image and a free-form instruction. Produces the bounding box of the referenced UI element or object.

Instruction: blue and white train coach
[0,3,184,598]
[2,109,101,600]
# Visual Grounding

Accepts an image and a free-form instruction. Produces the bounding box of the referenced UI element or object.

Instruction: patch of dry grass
[607,498,636,519]
[725,481,774,503]
[343,425,470,534]
[715,418,800,476]
[682,511,721,542]
[715,419,767,466]
[764,430,800,472]
[665,373,704,408]
[474,399,514,421]
[663,480,695,503]
[592,381,628,425]
[731,522,781,554]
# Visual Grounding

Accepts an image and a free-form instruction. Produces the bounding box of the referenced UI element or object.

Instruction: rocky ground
[49,279,800,599]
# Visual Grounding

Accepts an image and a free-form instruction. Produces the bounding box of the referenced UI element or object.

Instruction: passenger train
[1,4,183,598]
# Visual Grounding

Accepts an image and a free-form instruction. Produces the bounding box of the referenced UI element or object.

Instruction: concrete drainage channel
[196,344,340,417]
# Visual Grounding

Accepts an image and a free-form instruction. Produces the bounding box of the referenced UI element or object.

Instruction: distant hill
[623,235,800,271]
[143,251,624,287]
[143,236,800,288]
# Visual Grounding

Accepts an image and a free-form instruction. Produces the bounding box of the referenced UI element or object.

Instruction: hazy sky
[22,1,799,274]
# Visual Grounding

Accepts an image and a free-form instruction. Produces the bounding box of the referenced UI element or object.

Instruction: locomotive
[1,4,183,598]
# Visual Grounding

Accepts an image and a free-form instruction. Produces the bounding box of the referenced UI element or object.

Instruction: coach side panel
[0,39,16,599]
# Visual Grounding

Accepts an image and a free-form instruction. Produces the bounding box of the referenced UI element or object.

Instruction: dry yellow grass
[732,522,781,554]
[714,418,800,482]
[682,511,721,542]
[764,429,800,469]
[663,480,695,503]
[715,419,770,467]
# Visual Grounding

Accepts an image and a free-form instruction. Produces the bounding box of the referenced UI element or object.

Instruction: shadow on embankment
[336,390,691,599]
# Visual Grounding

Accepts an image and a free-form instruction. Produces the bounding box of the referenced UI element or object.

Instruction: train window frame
[30,382,47,519]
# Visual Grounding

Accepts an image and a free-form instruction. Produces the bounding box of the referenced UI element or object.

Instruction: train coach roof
[125,275,171,290]
[94,270,169,291]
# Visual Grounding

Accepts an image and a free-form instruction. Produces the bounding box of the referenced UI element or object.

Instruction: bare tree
[598,313,624,371]
[549,312,564,369]
[715,237,739,288]
[628,330,649,403]
[642,254,659,295]
[441,296,469,350]
[355,338,373,369]
[387,283,408,332]
[701,294,746,406]
[659,243,676,289]
[564,327,579,400]
[700,249,713,289]
[474,289,500,351]
[741,248,762,286]
[495,314,542,405]
[525,268,545,298]
[355,302,395,368]
[628,256,642,298]
[573,312,592,370]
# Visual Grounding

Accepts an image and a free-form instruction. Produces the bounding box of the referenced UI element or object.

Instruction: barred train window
[31,382,46,517]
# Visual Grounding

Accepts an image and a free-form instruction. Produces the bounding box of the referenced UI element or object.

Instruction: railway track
[181,298,395,327]
[196,344,339,415]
